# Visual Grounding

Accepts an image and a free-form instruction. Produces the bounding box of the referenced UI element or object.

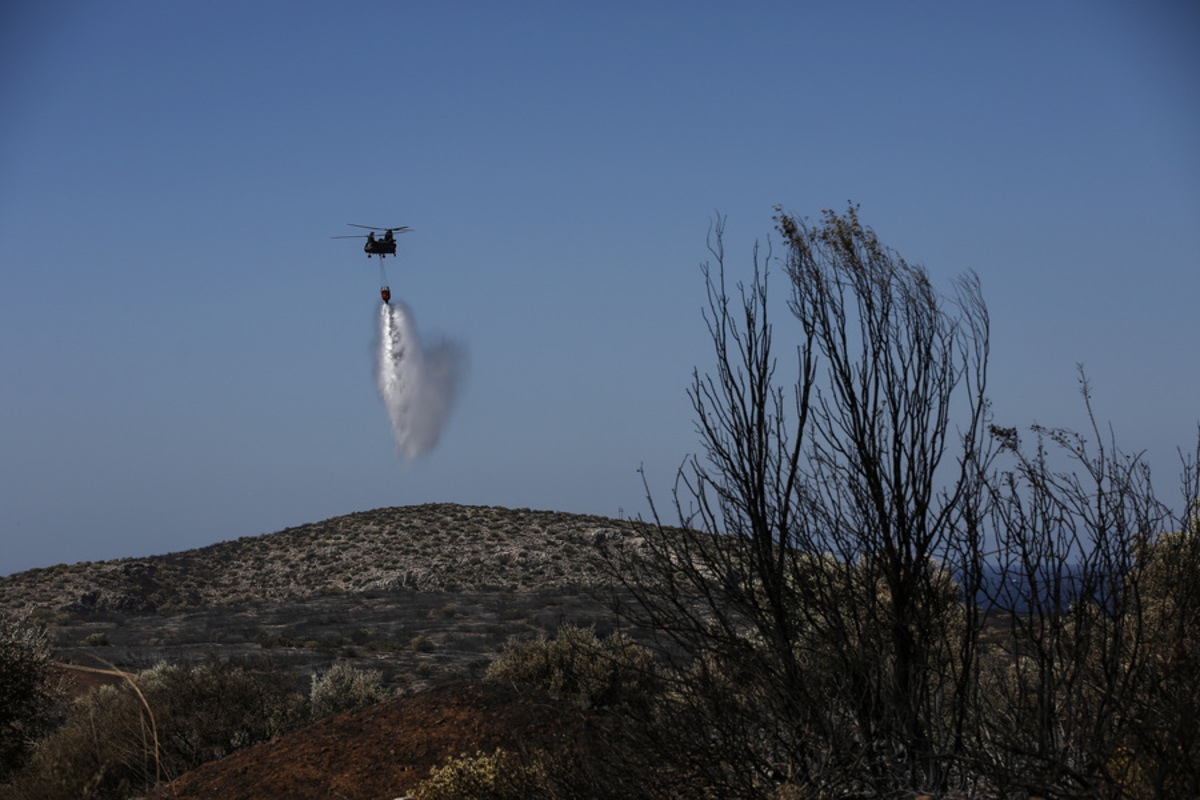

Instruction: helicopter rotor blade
[332,235,369,239]
[346,224,412,233]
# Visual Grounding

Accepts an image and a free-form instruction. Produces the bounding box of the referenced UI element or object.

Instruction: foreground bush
[0,658,305,800]
[414,744,654,800]
[0,613,65,779]
[415,748,553,800]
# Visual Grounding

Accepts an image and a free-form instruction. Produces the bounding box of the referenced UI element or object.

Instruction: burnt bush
[606,207,1200,798]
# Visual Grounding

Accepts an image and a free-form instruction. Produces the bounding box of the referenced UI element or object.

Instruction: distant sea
[962,563,1120,615]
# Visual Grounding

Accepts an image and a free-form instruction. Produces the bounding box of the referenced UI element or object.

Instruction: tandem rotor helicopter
[334,224,411,303]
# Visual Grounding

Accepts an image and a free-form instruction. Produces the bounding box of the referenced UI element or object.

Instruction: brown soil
[144,681,613,800]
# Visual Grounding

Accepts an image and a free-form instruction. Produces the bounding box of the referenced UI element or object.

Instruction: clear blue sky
[2,1,1197,574]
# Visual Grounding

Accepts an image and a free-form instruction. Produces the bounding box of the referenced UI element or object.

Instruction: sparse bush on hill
[0,505,649,615]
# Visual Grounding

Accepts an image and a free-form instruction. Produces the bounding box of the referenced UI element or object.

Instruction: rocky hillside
[0,504,650,616]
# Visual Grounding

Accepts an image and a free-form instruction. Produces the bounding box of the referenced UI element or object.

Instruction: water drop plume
[374,301,465,460]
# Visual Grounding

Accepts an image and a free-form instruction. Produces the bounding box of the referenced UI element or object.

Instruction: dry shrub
[1,658,304,800]
[1103,523,1200,799]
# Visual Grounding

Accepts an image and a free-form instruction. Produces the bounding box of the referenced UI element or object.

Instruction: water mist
[374,301,464,460]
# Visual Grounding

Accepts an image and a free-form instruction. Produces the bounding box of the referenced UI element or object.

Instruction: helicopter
[334,224,411,303]
[333,224,411,258]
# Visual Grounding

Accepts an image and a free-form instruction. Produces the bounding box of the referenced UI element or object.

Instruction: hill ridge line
[0,504,649,616]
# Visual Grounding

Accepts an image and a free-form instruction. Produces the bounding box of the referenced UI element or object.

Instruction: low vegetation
[2,502,1197,799]
[0,658,390,800]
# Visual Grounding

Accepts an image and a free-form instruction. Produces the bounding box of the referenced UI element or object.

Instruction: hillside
[1,506,664,800]
[0,504,649,616]
[1,504,655,696]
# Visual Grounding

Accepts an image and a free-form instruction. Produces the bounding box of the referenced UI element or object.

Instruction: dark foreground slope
[143,681,622,800]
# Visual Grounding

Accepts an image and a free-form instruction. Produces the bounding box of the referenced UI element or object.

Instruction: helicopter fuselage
[364,231,397,258]
[365,240,396,257]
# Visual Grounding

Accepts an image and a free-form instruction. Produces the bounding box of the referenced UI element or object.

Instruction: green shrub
[486,624,661,712]
[415,748,550,800]
[309,662,390,719]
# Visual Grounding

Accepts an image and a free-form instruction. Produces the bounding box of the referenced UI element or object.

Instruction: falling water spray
[374,301,464,460]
